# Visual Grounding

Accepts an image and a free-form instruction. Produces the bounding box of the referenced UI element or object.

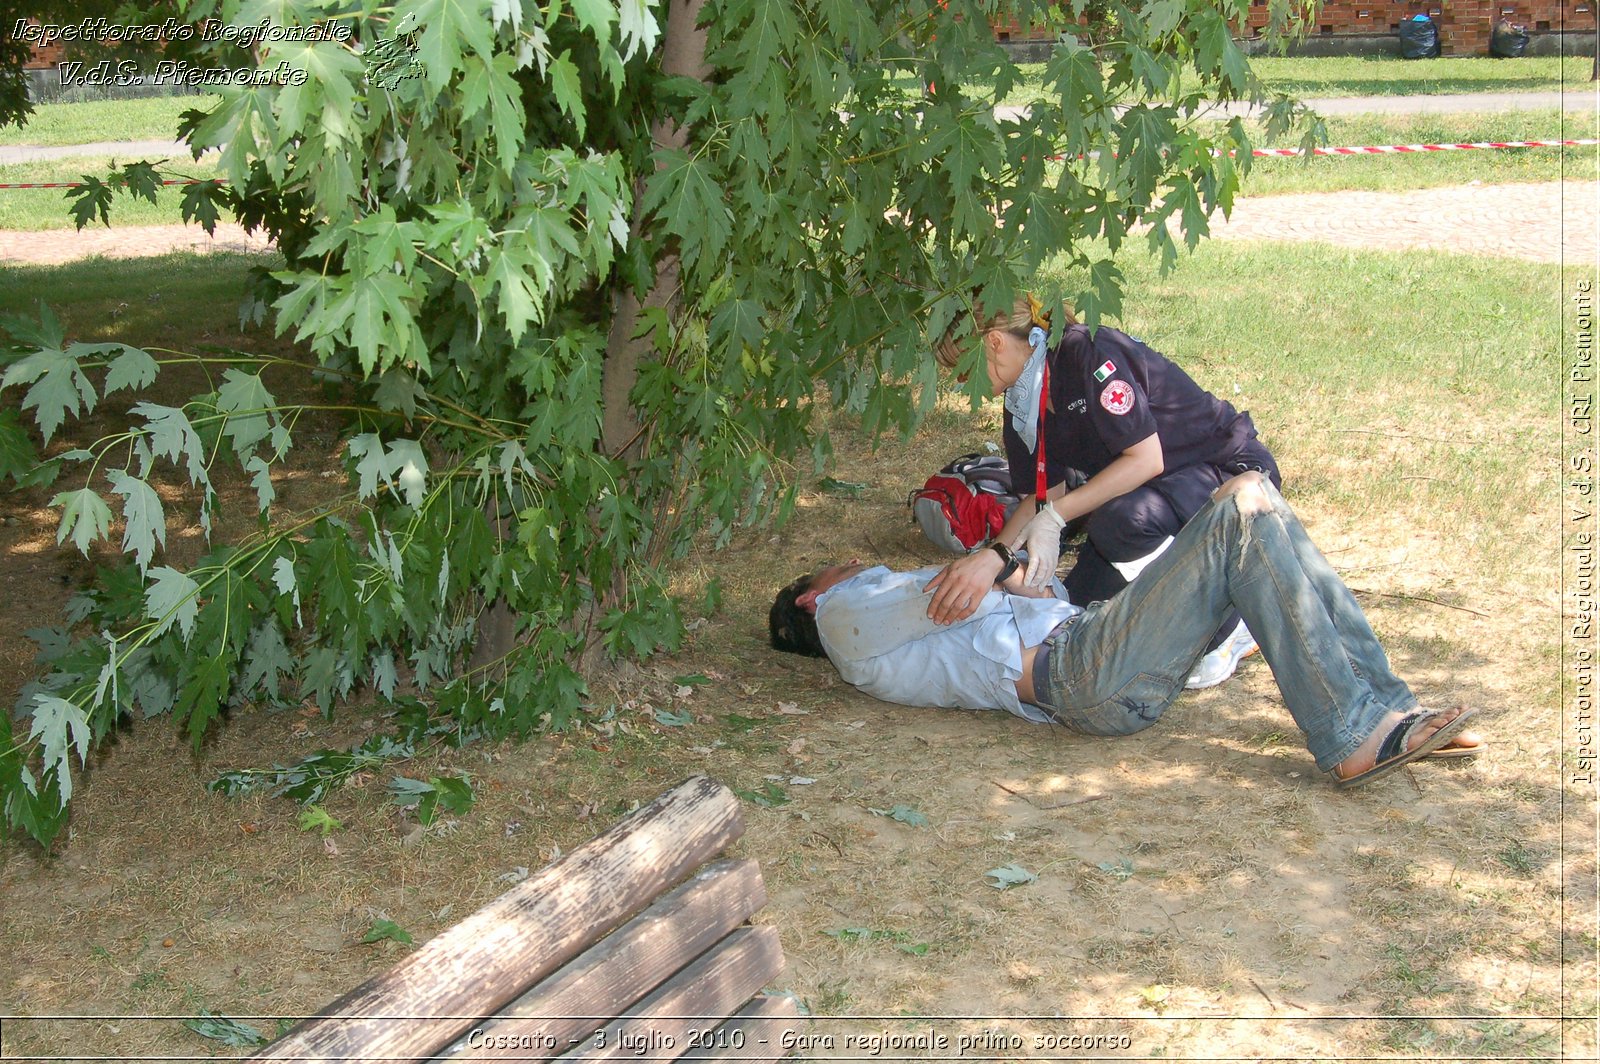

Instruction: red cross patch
[1100,379,1135,416]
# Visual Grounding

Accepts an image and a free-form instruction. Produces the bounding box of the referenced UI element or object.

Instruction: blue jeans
[1032,475,1416,771]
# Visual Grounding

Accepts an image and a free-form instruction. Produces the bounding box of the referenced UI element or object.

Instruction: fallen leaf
[777,701,807,715]
[362,919,413,946]
[1139,983,1171,1011]
[818,476,866,496]
[321,837,340,857]
[984,864,1038,890]
[868,804,929,827]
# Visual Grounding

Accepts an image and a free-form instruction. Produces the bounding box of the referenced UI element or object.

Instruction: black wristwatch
[986,540,1020,584]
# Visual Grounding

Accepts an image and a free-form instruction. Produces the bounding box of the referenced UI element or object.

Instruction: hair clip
[1027,293,1050,328]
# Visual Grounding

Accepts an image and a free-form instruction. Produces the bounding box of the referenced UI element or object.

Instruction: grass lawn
[0,251,282,344]
[1249,53,1595,98]
[0,94,212,147]
[986,54,1593,107]
[0,236,1575,1063]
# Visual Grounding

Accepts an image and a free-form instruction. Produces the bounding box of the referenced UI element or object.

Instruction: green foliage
[208,700,484,803]
[2,0,1316,847]
[823,927,931,955]
[389,772,475,825]
[297,803,342,836]
[361,918,414,945]
[184,1011,269,1049]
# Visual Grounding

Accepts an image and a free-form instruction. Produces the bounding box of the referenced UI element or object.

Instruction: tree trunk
[476,3,714,676]
[600,0,713,460]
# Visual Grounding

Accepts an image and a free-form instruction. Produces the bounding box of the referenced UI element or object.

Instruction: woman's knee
[1086,489,1180,556]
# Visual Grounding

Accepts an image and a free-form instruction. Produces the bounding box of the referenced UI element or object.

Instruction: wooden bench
[248,776,796,1063]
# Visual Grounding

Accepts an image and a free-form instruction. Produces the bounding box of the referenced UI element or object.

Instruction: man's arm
[929,435,1161,621]
[819,570,1002,665]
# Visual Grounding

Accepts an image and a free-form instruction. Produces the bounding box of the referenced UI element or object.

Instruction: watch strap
[986,540,1020,583]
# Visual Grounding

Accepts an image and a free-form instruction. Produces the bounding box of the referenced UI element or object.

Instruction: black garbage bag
[1490,21,1530,58]
[1399,14,1440,59]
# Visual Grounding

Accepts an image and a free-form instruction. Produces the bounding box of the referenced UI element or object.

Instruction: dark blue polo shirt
[1003,325,1257,494]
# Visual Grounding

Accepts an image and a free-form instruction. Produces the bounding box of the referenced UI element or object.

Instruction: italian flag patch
[1094,360,1116,382]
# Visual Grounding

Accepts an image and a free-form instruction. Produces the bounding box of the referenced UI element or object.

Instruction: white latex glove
[1019,503,1067,588]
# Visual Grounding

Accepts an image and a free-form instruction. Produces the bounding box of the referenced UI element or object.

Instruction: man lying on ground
[769,472,1482,788]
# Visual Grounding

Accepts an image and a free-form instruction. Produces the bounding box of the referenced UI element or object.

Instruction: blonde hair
[933,294,1076,369]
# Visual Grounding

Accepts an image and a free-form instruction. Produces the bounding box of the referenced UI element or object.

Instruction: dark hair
[769,574,827,657]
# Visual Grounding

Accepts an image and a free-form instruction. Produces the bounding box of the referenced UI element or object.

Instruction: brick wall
[996,1,1596,55]
[1245,0,1595,55]
[22,39,66,71]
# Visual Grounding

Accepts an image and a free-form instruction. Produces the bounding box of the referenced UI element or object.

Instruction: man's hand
[1019,504,1066,587]
[924,548,1005,625]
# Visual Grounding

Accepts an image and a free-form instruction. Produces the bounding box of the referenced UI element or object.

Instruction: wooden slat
[251,777,743,1064]
[689,996,800,1063]
[560,926,785,1062]
[438,859,767,1062]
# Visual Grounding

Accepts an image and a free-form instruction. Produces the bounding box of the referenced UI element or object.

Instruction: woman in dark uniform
[928,296,1281,688]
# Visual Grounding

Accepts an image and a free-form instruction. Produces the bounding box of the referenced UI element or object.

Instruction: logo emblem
[1100,380,1135,415]
[1093,360,1116,382]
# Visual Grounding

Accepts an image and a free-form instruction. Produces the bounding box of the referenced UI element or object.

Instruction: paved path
[0,222,272,265]
[0,139,191,165]
[1200,181,1596,264]
[2,180,1591,267]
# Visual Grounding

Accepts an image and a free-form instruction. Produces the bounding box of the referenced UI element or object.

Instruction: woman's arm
[932,433,1165,619]
[1050,432,1164,525]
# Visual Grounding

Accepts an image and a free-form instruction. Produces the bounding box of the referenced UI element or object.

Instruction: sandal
[1334,707,1479,790]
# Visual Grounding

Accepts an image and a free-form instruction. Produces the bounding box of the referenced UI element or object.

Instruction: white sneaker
[1185,621,1259,690]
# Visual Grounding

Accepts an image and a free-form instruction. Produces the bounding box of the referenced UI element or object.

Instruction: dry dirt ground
[0,188,1595,1062]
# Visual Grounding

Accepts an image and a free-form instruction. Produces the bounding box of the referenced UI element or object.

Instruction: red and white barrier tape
[0,139,1594,189]
[0,178,214,189]
[1252,138,1598,157]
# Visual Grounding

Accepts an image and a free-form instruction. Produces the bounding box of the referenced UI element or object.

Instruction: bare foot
[1334,705,1476,785]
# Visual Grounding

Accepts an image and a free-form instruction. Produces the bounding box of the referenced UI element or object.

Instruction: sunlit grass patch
[0,94,214,147]
[0,152,225,231]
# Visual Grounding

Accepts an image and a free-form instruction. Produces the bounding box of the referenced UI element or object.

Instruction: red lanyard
[1035,359,1049,511]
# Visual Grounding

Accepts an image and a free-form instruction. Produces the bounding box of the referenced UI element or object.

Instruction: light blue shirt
[814,565,1081,723]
